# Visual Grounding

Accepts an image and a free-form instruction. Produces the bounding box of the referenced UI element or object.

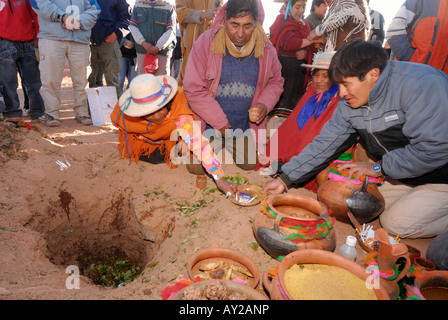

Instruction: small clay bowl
[170,280,267,300]
[405,244,421,264]
[187,247,260,289]
[229,184,266,207]
[415,257,436,271]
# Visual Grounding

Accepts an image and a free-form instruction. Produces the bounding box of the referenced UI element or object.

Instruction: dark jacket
[90,0,130,46]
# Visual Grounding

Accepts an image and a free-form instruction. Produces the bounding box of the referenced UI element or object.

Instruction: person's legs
[139,148,166,164]
[88,44,100,88]
[38,38,67,120]
[426,230,448,270]
[18,41,45,120]
[379,183,448,238]
[0,39,22,119]
[127,58,138,87]
[97,40,122,97]
[0,89,5,114]
[119,57,130,92]
[67,41,91,119]
[136,53,145,75]
[231,134,258,171]
[154,54,170,76]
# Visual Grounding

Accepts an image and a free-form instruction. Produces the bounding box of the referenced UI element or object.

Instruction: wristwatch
[372,162,383,176]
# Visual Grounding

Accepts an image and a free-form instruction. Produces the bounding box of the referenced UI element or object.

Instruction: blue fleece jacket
[31,0,100,45]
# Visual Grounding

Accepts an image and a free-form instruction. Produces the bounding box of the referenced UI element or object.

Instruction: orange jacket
[387,0,448,75]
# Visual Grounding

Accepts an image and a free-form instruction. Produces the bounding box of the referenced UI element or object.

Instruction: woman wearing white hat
[257,51,340,193]
[110,73,238,195]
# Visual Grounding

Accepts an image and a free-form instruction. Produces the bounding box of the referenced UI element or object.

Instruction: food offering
[187,247,260,289]
[171,280,267,300]
[283,263,378,300]
[192,260,255,284]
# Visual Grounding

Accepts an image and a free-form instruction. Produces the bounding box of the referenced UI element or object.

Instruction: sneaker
[75,115,93,126]
[4,117,23,123]
[31,114,46,122]
[45,114,61,127]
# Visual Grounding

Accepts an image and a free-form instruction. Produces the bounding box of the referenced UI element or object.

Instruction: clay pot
[170,280,267,300]
[414,257,436,271]
[405,244,421,264]
[195,175,207,189]
[252,193,336,259]
[375,228,412,300]
[317,177,385,224]
[414,269,448,300]
[187,247,260,289]
[262,249,390,300]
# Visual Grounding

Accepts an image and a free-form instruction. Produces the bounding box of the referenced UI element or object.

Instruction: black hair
[311,0,326,12]
[329,39,388,83]
[225,0,258,21]
[290,0,304,5]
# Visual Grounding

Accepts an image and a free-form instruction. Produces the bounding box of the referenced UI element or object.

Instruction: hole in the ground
[29,188,154,288]
[46,227,149,287]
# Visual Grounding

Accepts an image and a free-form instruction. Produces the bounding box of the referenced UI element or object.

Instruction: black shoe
[45,114,61,127]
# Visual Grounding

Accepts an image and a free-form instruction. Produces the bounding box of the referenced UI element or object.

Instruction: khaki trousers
[378,182,448,239]
[88,40,122,97]
[38,39,90,120]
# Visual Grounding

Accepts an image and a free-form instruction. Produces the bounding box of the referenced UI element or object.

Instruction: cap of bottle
[346,235,357,246]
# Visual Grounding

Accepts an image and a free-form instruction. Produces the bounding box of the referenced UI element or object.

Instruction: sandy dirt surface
[0,68,432,301]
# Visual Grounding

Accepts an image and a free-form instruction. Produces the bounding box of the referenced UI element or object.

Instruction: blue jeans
[118,56,137,91]
[0,88,5,114]
[0,39,45,119]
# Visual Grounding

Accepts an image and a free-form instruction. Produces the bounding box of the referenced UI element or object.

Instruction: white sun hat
[118,73,178,117]
[301,51,336,70]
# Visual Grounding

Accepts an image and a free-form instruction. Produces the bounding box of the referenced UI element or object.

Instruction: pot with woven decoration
[252,193,336,260]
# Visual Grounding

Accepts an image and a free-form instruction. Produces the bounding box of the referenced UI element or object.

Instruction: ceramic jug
[374,228,411,300]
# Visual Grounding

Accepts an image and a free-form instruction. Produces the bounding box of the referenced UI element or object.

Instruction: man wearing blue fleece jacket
[263,40,448,239]
[88,0,130,97]
[31,0,100,127]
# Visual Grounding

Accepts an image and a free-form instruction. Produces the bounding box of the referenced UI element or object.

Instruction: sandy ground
[0,67,432,301]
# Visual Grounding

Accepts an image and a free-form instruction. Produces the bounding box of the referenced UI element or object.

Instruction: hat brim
[118,75,178,118]
[300,63,330,70]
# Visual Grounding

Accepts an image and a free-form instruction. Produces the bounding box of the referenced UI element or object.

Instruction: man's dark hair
[329,39,389,83]
[226,0,258,21]
[311,0,326,12]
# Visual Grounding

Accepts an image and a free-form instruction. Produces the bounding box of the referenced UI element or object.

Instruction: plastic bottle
[339,235,358,261]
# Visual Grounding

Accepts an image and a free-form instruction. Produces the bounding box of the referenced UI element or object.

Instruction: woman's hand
[216,177,238,195]
[307,29,317,41]
[315,36,326,44]
[139,135,163,145]
[295,49,306,60]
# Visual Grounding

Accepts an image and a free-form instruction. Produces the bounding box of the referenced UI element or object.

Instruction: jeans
[0,39,45,119]
[118,56,137,91]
